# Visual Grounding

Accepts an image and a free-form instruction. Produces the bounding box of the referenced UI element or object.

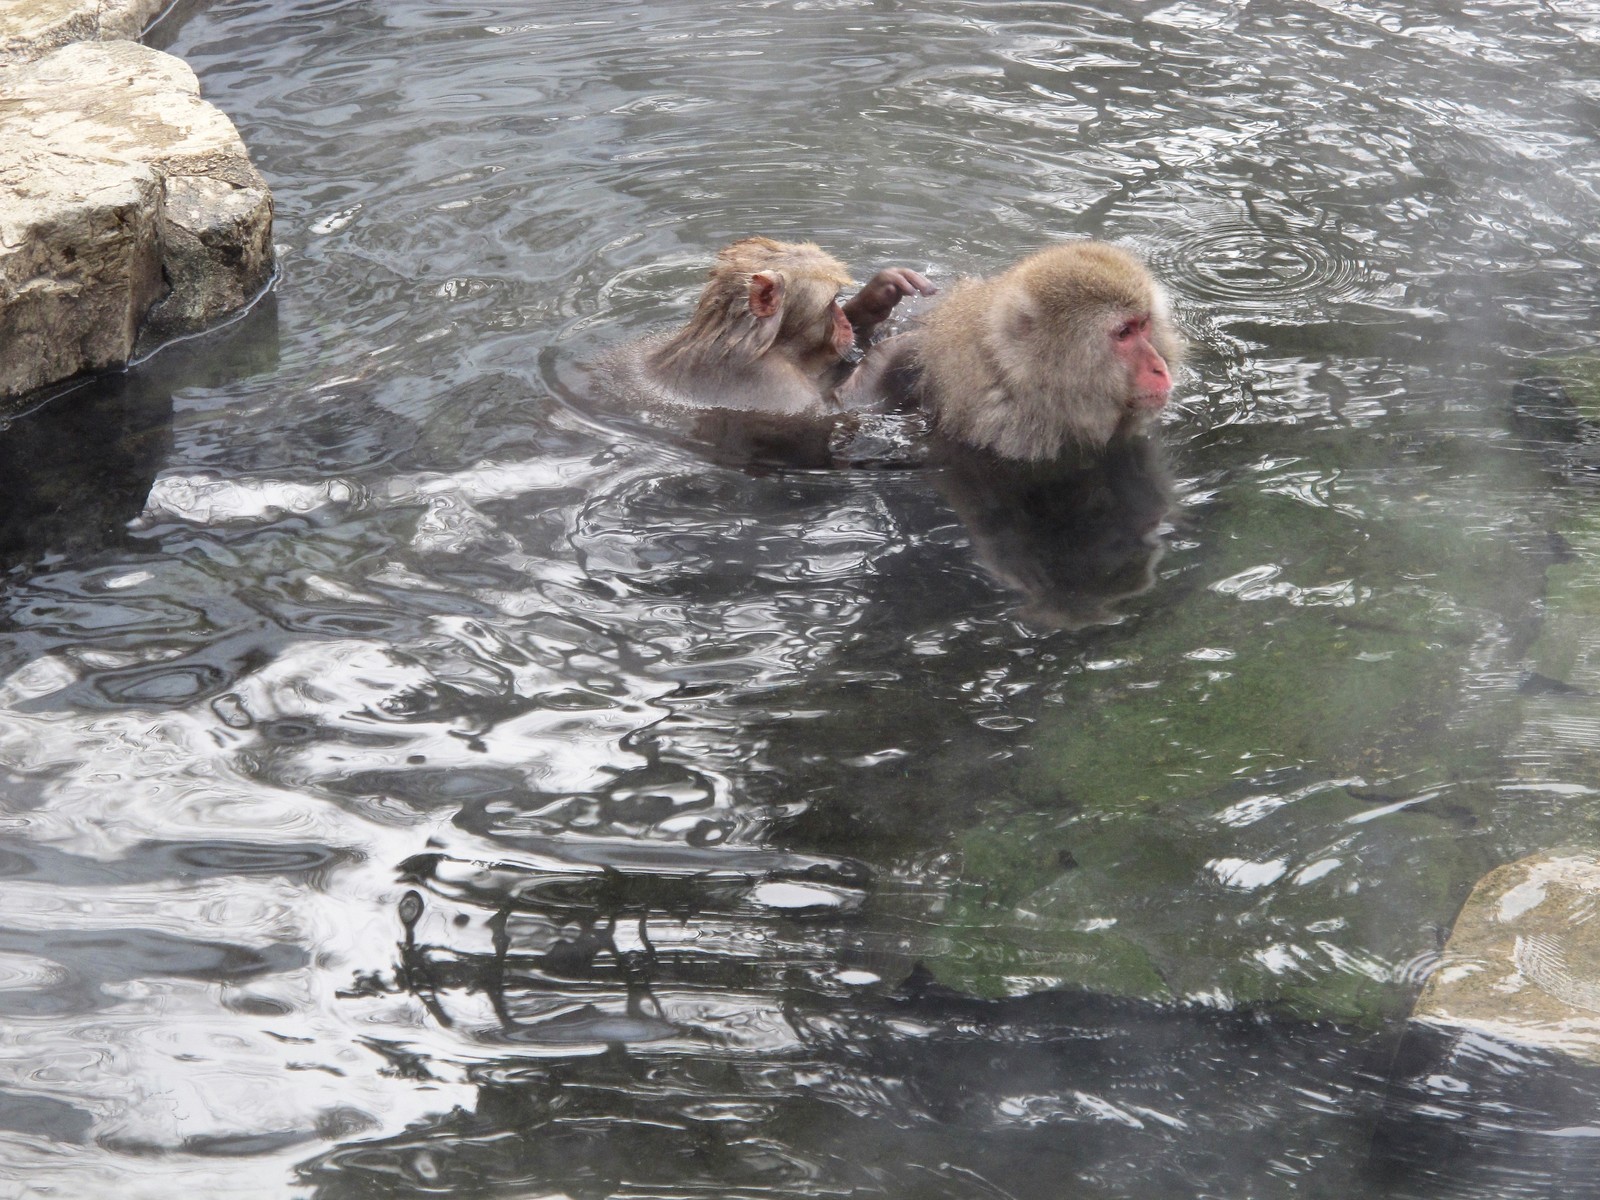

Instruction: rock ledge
[0,0,171,62]
[0,39,274,398]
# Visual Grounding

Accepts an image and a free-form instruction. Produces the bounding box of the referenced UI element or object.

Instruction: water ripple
[1136,202,1382,320]
[1,0,1591,1194]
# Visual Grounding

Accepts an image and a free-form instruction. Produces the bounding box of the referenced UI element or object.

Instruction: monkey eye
[1114,317,1150,341]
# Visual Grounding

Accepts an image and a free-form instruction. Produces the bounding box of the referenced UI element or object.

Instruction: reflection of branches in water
[485,900,669,1036]
[346,871,1600,1199]
[394,882,678,1049]
[397,888,453,1028]
[329,901,1514,1200]
[388,848,870,1057]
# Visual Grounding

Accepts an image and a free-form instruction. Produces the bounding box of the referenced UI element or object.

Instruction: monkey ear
[748,272,785,320]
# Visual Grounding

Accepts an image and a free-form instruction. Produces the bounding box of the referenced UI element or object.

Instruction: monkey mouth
[1128,391,1169,412]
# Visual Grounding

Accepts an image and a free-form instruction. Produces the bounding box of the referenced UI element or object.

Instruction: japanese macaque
[627,237,934,415]
[843,241,1183,460]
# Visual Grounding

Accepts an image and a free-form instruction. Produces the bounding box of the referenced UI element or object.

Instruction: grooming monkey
[630,237,934,415]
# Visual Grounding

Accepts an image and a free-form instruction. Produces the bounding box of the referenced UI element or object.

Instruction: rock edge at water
[0,31,274,400]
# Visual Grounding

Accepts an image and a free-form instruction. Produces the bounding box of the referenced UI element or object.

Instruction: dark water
[4,0,1600,1194]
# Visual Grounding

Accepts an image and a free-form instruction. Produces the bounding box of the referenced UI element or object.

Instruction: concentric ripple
[1130,203,1382,320]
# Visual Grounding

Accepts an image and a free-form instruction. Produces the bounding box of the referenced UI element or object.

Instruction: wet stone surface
[1414,851,1600,1062]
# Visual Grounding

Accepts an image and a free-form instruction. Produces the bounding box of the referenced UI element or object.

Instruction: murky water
[4,0,1600,1195]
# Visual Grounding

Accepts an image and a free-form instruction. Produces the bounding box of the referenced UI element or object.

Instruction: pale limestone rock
[0,40,274,397]
[0,0,172,62]
[1414,850,1600,1062]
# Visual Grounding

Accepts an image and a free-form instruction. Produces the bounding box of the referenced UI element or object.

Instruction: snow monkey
[844,241,1183,459]
[632,237,934,414]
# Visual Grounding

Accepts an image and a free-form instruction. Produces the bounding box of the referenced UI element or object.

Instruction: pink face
[1113,312,1172,410]
[828,299,854,357]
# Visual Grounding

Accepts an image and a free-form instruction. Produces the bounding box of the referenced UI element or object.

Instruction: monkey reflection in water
[934,433,1173,629]
[865,240,1182,625]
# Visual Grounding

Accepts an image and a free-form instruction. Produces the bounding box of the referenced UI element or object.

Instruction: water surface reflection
[1,0,1597,1194]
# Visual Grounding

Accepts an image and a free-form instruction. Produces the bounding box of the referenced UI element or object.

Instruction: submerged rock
[0,40,274,399]
[1413,850,1600,1061]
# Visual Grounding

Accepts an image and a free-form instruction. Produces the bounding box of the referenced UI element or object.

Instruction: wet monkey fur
[845,241,1184,459]
[630,237,934,415]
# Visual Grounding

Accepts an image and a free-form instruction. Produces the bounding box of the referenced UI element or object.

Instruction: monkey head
[916,241,1185,459]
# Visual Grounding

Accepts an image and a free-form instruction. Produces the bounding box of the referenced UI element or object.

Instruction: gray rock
[0,0,172,63]
[0,40,274,398]
[1414,850,1600,1062]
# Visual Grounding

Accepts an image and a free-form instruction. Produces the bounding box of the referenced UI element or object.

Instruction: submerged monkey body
[849,241,1184,461]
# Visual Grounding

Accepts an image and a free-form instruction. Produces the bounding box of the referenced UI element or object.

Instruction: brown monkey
[626,237,934,415]
[842,241,1183,459]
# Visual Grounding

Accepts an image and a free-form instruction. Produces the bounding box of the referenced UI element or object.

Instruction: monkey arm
[842,267,937,341]
[836,331,925,413]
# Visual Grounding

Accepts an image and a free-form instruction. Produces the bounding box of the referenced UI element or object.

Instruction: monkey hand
[843,267,937,334]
